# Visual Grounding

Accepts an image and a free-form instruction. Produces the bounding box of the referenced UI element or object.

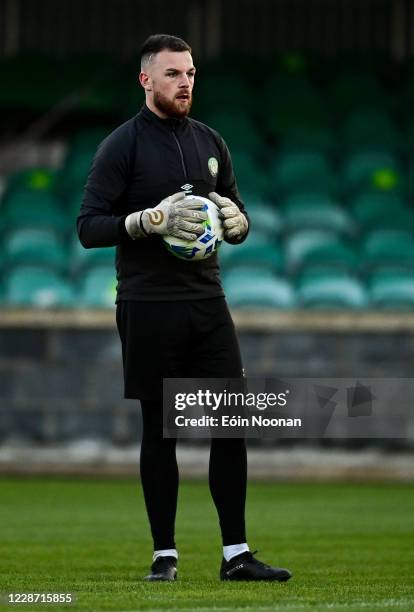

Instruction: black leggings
[140,400,247,550]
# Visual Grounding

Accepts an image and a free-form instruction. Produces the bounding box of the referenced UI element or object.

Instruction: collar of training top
[140,104,188,131]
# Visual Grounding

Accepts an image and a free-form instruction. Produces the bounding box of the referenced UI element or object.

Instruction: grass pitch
[0,477,413,611]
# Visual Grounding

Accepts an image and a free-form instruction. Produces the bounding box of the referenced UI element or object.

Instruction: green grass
[0,478,413,611]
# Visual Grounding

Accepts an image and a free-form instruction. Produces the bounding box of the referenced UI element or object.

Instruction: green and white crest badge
[208,157,218,177]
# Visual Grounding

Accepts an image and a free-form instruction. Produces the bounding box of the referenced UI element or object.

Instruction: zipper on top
[172,130,188,180]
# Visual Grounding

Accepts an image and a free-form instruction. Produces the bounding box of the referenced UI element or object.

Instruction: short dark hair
[140,34,192,68]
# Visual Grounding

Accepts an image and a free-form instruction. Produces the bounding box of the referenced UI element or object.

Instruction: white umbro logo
[181,183,193,193]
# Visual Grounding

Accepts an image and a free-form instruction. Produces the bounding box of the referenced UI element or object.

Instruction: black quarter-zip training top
[77,104,249,302]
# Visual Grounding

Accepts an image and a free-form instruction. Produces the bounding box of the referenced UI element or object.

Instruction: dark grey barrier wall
[1,310,413,446]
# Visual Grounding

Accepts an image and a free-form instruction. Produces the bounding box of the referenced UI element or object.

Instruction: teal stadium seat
[272,153,337,196]
[284,229,358,274]
[3,190,69,234]
[223,268,296,309]
[278,126,337,156]
[231,152,270,196]
[70,238,116,273]
[244,204,284,237]
[77,266,117,308]
[297,271,368,309]
[350,193,413,231]
[5,167,58,195]
[281,193,355,236]
[341,152,402,195]
[5,266,74,307]
[4,229,67,271]
[361,230,414,271]
[264,76,326,136]
[328,73,388,112]
[58,150,95,194]
[340,110,402,154]
[220,241,283,274]
[204,110,264,157]
[369,269,414,309]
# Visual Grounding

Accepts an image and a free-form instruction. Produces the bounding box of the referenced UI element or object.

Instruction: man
[77,33,292,583]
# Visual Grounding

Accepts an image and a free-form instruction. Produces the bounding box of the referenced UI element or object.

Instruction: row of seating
[2,149,413,209]
[4,51,414,119]
[1,225,414,274]
[2,263,413,310]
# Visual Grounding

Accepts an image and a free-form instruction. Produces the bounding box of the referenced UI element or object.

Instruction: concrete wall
[1,309,413,447]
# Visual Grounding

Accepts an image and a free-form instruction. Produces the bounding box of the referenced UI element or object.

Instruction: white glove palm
[126,192,207,241]
[208,192,248,241]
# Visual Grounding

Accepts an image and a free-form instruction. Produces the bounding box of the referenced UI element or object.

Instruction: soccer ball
[163,195,223,261]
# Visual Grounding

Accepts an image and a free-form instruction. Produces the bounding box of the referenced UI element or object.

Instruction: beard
[153,89,192,118]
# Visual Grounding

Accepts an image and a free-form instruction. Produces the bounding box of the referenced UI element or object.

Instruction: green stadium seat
[328,73,388,112]
[350,193,412,230]
[70,238,116,273]
[279,126,337,155]
[281,193,355,235]
[220,241,283,273]
[340,110,402,154]
[5,167,58,195]
[57,54,126,115]
[194,74,254,115]
[2,190,69,234]
[341,152,402,195]
[361,230,414,271]
[284,229,358,274]
[272,153,337,197]
[4,229,67,271]
[77,266,117,308]
[224,273,296,309]
[369,269,414,309]
[231,152,270,195]
[0,54,60,111]
[204,110,264,157]
[264,77,326,136]
[297,272,368,309]
[246,204,284,236]
[59,150,95,193]
[5,266,74,307]
[68,128,110,155]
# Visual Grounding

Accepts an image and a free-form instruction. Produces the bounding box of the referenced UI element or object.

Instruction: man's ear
[139,71,152,91]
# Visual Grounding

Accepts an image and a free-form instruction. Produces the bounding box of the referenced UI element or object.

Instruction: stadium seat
[297,272,368,309]
[284,229,358,274]
[3,228,67,271]
[5,167,58,195]
[194,74,254,115]
[328,73,388,112]
[76,266,117,308]
[350,193,412,230]
[340,110,402,154]
[341,152,402,195]
[231,152,270,195]
[204,110,264,157]
[68,128,110,155]
[264,77,326,136]
[361,230,414,271]
[281,193,355,236]
[5,266,74,307]
[271,153,337,196]
[245,204,284,236]
[70,238,116,273]
[220,241,283,273]
[278,126,337,155]
[58,150,94,193]
[224,273,296,309]
[369,269,414,309]
[2,190,69,234]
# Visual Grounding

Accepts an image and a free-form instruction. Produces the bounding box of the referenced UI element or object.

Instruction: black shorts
[116,297,243,400]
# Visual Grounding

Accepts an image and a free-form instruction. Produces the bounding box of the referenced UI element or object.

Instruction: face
[140,50,195,119]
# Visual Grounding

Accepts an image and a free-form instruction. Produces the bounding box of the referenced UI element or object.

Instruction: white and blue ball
[163,195,223,261]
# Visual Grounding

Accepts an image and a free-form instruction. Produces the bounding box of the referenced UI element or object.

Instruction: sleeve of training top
[215,135,250,245]
[76,130,132,248]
